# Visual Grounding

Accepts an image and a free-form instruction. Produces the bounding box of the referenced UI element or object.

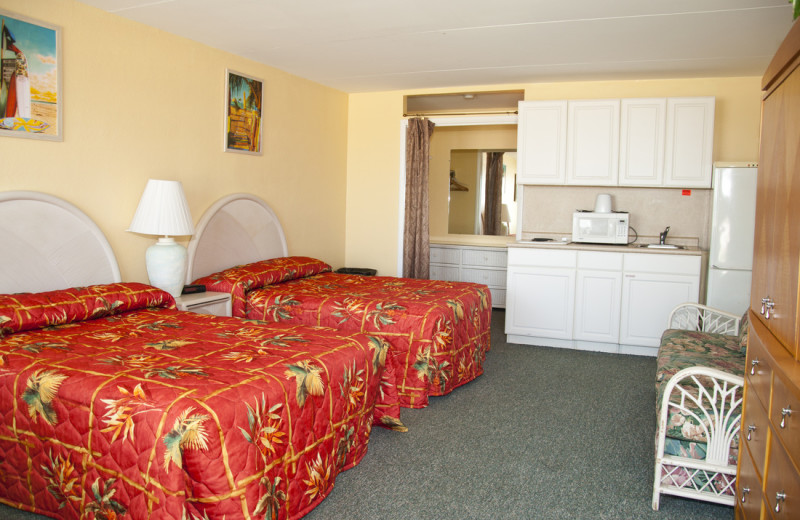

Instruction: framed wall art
[0,9,62,141]
[224,69,263,154]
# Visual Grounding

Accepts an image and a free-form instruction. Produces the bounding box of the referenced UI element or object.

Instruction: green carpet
[0,310,732,519]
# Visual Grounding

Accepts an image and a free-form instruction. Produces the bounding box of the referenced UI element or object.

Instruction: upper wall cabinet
[618,98,666,186]
[517,101,568,184]
[566,100,620,186]
[518,96,715,188]
[663,97,715,188]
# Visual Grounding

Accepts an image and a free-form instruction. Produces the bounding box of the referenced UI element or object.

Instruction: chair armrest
[667,303,741,336]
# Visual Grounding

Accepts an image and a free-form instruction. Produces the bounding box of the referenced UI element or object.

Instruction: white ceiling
[78,0,795,93]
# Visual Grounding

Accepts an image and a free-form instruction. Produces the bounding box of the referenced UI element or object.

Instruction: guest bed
[187,194,493,413]
[0,192,387,520]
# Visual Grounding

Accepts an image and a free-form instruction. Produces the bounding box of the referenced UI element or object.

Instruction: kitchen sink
[633,244,685,249]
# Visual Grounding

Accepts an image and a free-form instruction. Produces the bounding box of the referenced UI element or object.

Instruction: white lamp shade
[128,179,195,236]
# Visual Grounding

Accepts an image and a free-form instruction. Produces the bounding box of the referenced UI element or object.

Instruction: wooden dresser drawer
[771,371,800,467]
[737,445,764,520]
[742,383,770,478]
[746,318,773,409]
[765,438,800,519]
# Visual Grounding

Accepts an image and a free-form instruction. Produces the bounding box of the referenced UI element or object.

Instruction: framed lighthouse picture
[0,10,61,141]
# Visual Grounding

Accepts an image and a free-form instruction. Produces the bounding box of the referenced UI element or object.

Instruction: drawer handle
[746,424,757,441]
[775,491,786,513]
[761,296,769,315]
[750,358,760,376]
[781,406,792,428]
[765,300,775,319]
[741,487,750,503]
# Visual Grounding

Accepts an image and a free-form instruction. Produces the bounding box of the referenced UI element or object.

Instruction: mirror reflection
[448,150,517,235]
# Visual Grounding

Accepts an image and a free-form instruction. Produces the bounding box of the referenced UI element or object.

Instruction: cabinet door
[574,251,623,343]
[506,266,575,339]
[566,99,620,186]
[618,98,665,186]
[619,272,700,347]
[517,101,568,184]
[663,97,715,188]
[751,70,800,355]
[574,268,622,343]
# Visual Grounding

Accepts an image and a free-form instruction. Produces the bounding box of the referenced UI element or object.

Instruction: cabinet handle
[781,406,792,428]
[761,297,769,315]
[750,358,760,376]
[746,424,757,441]
[775,491,786,513]
[741,487,750,503]
[765,299,775,319]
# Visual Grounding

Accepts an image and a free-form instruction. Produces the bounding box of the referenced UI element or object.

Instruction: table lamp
[128,179,194,298]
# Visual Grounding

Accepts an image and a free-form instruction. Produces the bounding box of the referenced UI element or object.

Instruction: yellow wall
[0,0,349,283]
[346,77,763,274]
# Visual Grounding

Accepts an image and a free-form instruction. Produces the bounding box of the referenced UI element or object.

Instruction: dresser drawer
[430,265,459,282]
[737,445,764,520]
[742,383,770,478]
[461,267,507,287]
[765,438,800,519]
[489,288,506,308]
[431,247,461,265]
[462,248,507,268]
[746,319,773,410]
[771,371,800,468]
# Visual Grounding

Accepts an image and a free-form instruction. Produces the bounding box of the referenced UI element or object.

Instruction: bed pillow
[193,256,331,318]
[0,282,174,337]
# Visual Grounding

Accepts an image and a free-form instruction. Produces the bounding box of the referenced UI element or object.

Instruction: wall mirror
[428,123,518,237]
[448,150,517,235]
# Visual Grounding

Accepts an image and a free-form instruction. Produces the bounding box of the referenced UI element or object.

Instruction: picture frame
[0,9,62,141]
[224,69,263,155]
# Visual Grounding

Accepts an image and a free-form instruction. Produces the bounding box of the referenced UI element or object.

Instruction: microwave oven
[572,211,630,244]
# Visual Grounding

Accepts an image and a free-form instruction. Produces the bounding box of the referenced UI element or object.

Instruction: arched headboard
[186,193,288,283]
[0,191,122,293]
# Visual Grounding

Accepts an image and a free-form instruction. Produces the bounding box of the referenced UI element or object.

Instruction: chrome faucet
[659,226,670,245]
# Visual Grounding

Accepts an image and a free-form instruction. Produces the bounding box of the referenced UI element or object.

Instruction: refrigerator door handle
[710,265,752,271]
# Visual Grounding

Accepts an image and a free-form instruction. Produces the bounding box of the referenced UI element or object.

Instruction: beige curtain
[403,118,435,279]
[483,152,505,236]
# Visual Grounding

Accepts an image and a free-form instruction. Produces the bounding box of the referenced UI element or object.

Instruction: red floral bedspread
[0,283,386,520]
[194,257,492,410]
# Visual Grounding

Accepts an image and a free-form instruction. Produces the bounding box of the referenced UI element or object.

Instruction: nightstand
[174,291,232,317]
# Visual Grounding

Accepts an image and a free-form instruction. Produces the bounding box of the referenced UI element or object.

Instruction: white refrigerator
[706,164,758,315]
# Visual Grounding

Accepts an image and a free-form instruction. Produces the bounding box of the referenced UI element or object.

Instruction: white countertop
[508,240,704,256]
[430,235,704,255]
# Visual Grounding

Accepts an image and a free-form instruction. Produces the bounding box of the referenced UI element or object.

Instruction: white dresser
[430,244,507,308]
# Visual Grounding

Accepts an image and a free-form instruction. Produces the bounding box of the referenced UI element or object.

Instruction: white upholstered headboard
[0,191,122,294]
[186,193,288,283]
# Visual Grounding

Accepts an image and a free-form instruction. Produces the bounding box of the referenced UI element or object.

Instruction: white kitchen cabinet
[574,251,623,344]
[430,244,507,308]
[618,98,666,186]
[619,253,701,354]
[566,99,620,185]
[663,97,715,188]
[506,246,702,355]
[517,101,568,184]
[506,248,576,339]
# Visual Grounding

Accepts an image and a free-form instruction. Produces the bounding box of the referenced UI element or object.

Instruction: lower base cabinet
[506,246,701,356]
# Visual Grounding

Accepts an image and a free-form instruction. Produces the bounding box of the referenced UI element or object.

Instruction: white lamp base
[145,237,187,298]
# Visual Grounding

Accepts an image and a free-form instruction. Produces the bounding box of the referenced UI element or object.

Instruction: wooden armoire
[735,18,800,520]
